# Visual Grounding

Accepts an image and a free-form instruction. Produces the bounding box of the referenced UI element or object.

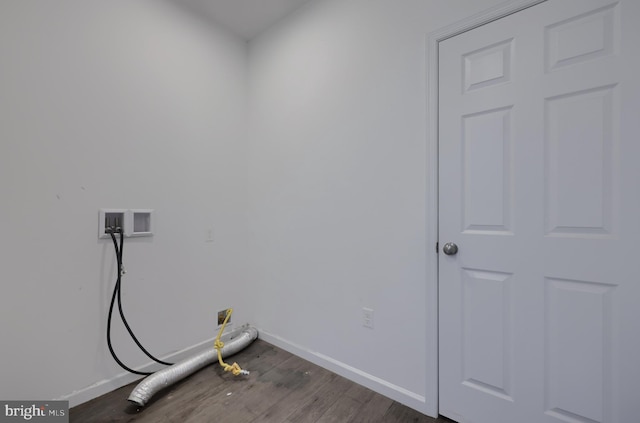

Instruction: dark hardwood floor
[70,339,452,423]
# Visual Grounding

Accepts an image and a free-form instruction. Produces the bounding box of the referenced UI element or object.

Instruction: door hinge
[436,242,439,254]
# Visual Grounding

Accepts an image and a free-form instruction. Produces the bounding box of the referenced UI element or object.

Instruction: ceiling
[177,0,317,40]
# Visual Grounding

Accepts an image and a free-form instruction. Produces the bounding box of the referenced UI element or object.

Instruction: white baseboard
[60,335,219,408]
[257,329,437,418]
[62,328,437,417]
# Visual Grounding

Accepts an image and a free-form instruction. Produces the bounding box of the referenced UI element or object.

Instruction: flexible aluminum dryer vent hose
[128,325,258,407]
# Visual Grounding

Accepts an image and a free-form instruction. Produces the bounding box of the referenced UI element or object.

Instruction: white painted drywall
[0,0,249,406]
[247,0,505,415]
[0,0,516,413]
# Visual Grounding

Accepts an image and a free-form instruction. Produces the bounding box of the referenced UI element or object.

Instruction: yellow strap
[214,308,248,376]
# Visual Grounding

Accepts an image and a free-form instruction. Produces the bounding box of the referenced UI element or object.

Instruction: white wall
[0,0,517,414]
[0,0,249,406]
[247,0,505,415]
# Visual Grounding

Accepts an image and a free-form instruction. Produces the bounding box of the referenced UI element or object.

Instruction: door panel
[545,85,616,236]
[462,106,513,234]
[544,277,614,423]
[438,1,640,422]
[461,268,514,401]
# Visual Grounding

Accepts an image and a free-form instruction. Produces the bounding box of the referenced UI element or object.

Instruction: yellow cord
[214,308,248,376]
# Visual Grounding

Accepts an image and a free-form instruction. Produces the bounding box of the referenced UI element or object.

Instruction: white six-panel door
[438,1,640,422]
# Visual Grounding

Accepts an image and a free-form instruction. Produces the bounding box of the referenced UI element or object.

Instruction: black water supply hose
[106,227,174,375]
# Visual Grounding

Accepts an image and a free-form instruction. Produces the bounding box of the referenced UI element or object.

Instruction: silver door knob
[443,242,458,255]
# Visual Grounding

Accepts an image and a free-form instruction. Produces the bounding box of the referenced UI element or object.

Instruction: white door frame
[424,0,547,417]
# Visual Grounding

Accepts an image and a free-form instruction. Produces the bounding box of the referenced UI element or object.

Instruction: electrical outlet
[362,307,374,329]
[218,309,230,326]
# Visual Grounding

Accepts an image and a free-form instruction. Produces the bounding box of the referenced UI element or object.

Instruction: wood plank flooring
[70,339,452,423]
